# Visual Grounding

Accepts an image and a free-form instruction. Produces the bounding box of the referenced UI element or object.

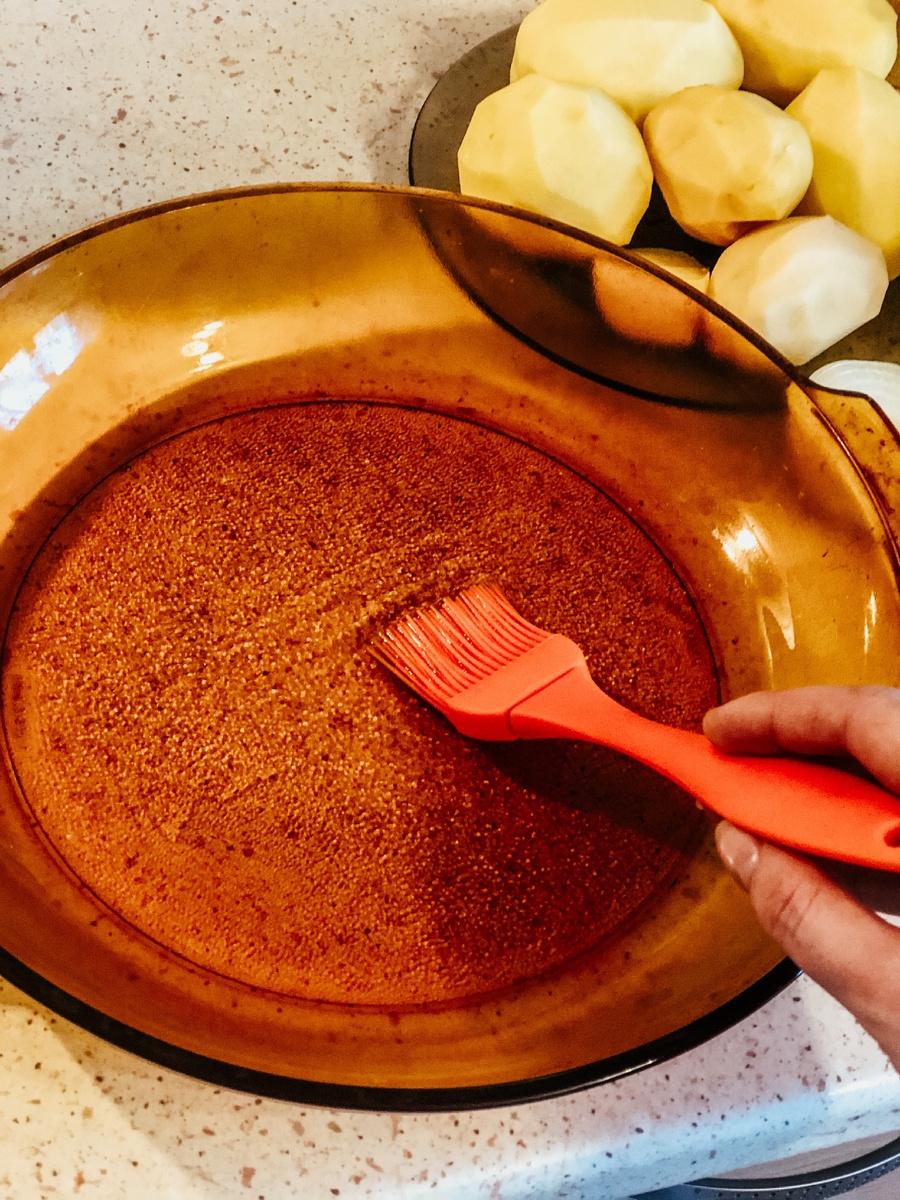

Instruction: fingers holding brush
[715,822,900,1072]
[706,686,900,1071]
[703,685,900,792]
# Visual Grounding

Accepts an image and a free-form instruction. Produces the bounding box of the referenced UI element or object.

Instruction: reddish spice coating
[3,402,717,1006]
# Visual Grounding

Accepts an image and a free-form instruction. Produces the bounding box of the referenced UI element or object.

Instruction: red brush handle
[509,664,900,871]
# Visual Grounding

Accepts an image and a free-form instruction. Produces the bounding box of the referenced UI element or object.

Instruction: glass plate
[408,26,900,376]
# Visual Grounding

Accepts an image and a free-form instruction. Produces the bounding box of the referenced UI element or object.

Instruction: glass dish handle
[806,359,900,554]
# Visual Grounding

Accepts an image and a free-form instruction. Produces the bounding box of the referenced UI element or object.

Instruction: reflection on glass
[714,516,796,662]
[182,320,225,372]
[864,592,878,654]
[0,314,87,431]
[716,524,760,567]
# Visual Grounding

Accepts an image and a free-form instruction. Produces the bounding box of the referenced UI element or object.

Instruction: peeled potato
[592,251,705,347]
[631,248,710,292]
[643,86,813,246]
[707,0,898,106]
[510,0,743,125]
[787,67,900,281]
[457,75,653,244]
[707,215,889,364]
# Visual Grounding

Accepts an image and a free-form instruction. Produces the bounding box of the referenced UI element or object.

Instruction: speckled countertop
[1,973,899,1199]
[2,2,900,1198]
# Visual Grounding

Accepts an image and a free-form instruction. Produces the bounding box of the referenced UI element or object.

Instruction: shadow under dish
[2,400,716,1008]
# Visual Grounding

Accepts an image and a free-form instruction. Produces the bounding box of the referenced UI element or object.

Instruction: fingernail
[715,822,760,890]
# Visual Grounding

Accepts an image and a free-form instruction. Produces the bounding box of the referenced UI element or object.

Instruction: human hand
[703,685,900,1071]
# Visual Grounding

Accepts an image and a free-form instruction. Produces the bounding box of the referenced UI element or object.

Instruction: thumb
[716,822,900,1069]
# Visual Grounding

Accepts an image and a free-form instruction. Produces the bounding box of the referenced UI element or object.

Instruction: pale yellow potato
[457,75,653,245]
[708,215,889,364]
[643,85,813,246]
[787,67,900,280]
[707,0,898,106]
[592,251,705,347]
[511,0,743,125]
[631,247,710,292]
[700,305,790,380]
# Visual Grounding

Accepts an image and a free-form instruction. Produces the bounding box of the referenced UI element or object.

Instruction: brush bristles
[370,584,550,708]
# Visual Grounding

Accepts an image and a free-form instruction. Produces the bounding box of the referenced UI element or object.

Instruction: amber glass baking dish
[0,185,898,1109]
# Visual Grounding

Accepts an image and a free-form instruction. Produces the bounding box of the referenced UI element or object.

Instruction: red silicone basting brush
[370,583,900,870]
